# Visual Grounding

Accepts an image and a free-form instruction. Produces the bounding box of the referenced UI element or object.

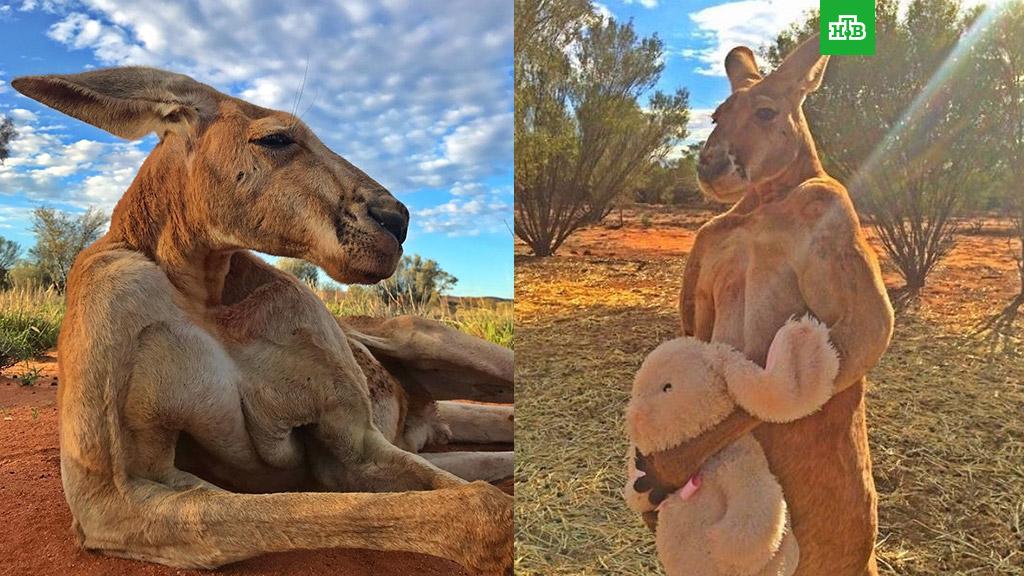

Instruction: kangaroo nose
[697,150,732,182]
[368,201,409,245]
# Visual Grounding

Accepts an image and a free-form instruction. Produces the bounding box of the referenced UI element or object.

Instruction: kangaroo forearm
[643,409,760,501]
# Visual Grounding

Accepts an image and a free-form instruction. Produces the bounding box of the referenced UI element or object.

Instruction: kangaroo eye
[662,383,672,393]
[253,133,295,149]
[755,107,778,121]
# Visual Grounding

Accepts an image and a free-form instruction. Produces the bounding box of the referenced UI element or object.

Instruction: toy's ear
[11,67,220,140]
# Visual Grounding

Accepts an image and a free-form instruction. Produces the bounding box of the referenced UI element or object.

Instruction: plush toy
[623,316,839,576]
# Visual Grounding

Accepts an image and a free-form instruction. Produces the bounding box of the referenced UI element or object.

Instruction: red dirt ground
[547,207,1022,331]
[0,355,512,576]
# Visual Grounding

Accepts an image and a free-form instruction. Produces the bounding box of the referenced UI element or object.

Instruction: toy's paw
[624,447,659,513]
[768,315,838,374]
[733,315,838,423]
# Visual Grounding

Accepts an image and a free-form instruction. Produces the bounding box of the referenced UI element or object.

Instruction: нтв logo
[820,0,875,55]
[827,15,867,41]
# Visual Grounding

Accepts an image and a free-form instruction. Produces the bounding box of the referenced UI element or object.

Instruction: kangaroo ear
[724,46,763,92]
[771,33,830,94]
[11,67,220,140]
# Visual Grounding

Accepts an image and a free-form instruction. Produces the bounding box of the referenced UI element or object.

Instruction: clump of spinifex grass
[0,287,64,371]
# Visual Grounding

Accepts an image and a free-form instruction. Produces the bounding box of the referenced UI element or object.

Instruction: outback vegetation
[515,1,1024,575]
[514,0,691,256]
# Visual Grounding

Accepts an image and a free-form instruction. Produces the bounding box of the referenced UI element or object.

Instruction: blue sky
[596,0,823,145]
[0,0,512,297]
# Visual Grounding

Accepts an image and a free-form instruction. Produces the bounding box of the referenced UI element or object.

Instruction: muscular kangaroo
[636,34,894,575]
[12,67,512,574]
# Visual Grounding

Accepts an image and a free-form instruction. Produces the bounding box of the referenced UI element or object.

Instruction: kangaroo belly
[754,381,876,576]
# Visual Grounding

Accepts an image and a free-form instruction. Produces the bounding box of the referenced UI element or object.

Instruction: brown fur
[13,67,513,574]
[639,35,894,576]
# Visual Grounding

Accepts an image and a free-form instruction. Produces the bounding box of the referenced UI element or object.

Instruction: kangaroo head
[12,67,408,284]
[697,34,829,203]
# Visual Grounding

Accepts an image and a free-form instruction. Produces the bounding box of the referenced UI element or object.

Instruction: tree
[0,116,15,164]
[377,254,457,307]
[515,0,690,256]
[29,207,108,291]
[0,237,20,288]
[275,257,320,288]
[769,0,994,293]
[633,148,703,206]
[973,2,1024,309]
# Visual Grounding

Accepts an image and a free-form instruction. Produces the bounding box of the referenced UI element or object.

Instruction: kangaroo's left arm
[794,184,894,395]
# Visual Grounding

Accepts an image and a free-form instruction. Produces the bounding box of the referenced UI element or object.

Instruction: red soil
[541,207,1021,330]
[0,356,512,576]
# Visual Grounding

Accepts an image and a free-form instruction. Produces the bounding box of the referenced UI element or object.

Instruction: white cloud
[684,0,817,76]
[8,108,38,122]
[624,0,658,8]
[415,182,510,237]
[77,143,148,208]
[0,114,147,213]
[0,205,37,230]
[685,107,715,143]
[5,0,513,237]
[593,2,613,21]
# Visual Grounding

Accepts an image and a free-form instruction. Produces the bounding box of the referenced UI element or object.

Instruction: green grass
[0,288,64,371]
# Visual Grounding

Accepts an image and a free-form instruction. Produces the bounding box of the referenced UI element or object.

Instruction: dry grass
[0,287,64,370]
[318,287,513,348]
[514,206,1024,575]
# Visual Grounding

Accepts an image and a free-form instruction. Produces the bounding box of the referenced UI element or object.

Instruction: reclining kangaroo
[12,67,513,573]
[635,35,894,575]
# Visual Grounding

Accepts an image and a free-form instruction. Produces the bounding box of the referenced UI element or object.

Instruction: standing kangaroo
[12,67,513,574]
[636,35,894,575]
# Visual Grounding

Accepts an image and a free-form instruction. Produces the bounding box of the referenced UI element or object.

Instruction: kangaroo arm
[637,409,760,510]
[679,238,703,338]
[796,196,894,396]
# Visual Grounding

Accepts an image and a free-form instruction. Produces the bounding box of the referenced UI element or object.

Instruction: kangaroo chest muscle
[124,295,367,471]
[697,225,807,363]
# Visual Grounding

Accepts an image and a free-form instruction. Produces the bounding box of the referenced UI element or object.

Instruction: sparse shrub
[376,255,457,308]
[17,367,43,387]
[275,257,320,288]
[0,237,20,289]
[7,261,50,290]
[30,207,108,292]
